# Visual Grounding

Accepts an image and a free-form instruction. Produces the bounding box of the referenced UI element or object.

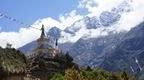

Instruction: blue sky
[0,0,81,32]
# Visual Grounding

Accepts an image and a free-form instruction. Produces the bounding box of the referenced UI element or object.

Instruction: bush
[51,68,135,80]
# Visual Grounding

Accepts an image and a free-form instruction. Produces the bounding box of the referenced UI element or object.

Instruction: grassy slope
[0,47,26,75]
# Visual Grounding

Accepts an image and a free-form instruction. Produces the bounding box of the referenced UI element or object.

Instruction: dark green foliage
[51,73,65,80]
[121,71,129,80]
[65,52,73,62]
[51,68,135,80]
[27,51,78,79]
[110,74,119,80]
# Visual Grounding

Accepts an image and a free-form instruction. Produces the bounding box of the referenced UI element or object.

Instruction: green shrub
[51,68,135,80]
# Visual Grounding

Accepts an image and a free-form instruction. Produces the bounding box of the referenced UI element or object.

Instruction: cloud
[78,0,144,31]
[0,10,83,48]
[0,18,63,48]
[115,0,144,31]
[59,10,83,29]
[0,27,41,48]
[78,0,124,17]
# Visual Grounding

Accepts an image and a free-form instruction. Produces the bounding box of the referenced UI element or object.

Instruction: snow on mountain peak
[57,0,133,43]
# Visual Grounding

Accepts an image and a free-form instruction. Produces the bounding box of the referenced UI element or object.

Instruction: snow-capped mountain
[58,0,132,44]
[19,0,139,68]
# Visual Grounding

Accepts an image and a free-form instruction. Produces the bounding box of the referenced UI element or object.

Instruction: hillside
[0,47,26,78]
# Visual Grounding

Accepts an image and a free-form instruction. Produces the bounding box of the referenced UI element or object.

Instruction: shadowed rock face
[48,27,61,39]
[101,22,144,75]
[100,11,121,26]
[68,32,126,67]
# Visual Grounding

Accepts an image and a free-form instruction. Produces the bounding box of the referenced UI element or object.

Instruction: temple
[28,25,59,58]
[26,25,77,80]
[37,25,51,49]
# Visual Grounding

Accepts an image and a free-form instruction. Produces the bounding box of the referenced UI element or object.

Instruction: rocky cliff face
[68,32,126,67]
[100,22,144,75]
